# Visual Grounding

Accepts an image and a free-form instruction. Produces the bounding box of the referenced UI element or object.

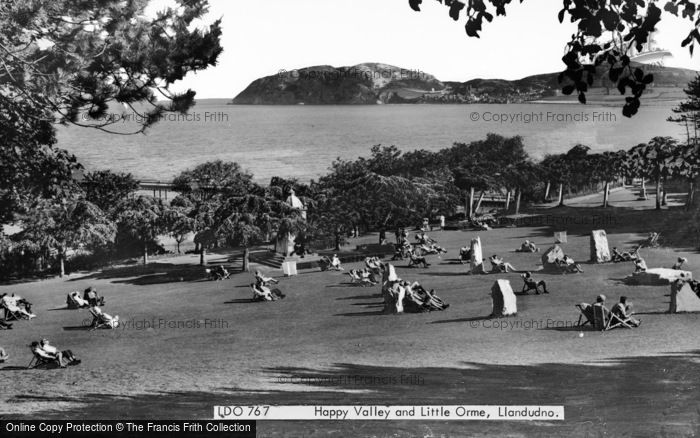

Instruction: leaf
[578,92,587,104]
[409,0,422,11]
[562,85,575,95]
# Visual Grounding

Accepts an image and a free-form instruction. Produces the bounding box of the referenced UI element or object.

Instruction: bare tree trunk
[505,191,511,211]
[143,242,149,265]
[603,181,610,208]
[474,191,485,215]
[468,187,475,218]
[641,179,648,199]
[688,180,696,210]
[59,253,65,278]
[544,181,551,201]
[661,177,668,206]
[557,183,565,207]
[515,189,522,215]
[655,178,661,210]
[242,247,249,272]
[199,247,205,266]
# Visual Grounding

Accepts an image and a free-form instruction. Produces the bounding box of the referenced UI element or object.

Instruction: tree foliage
[407,0,700,116]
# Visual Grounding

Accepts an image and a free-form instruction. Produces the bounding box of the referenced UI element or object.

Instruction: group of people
[382,264,449,313]
[578,294,641,329]
[67,287,105,309]
[251,270,285,301]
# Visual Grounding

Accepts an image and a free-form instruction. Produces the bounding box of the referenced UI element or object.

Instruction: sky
[148,0,700,99]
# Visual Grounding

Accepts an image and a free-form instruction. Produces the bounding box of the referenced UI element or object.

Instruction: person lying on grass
[556,255,583,273]
[489,255,517,273]
[408,251,430,268]
[611,296,641,327]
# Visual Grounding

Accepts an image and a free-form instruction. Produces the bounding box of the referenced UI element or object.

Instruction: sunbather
[67,291,90,309]
[255,270,279,286]
[0,347,8,362]
[330,254,343,271]
[611,296,641,327]
[515,240,539,253]
[521,272,548,294]
[408,251,430,268]
[459,246,471,264]
[611,246,639,262]
[83,286,105,307]
[489,255,517,273]
[634,257,648,273]
[671,257,688,270]
[1,293,36,319]
[90,306,119,328]
[557,255,583,273]
[38,339,80,367]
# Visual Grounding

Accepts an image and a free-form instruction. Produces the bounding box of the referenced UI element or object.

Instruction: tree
[667,143,700,209]
[628,137,679,210]
[668,74,700,146]
[407,0,700,117]
[1,0,223,135]
[163,203,195,254]
[590,150,627,207]
[172,161,257,202]
[19,198,115,277]
[82,170,139,217]
[116,196,167,264]
[540,154,570,207]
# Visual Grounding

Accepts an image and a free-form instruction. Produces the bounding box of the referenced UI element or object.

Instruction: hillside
[232,62,698,105]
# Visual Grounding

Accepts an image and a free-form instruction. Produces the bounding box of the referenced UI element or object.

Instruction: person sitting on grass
[38,338,80,367]
[521,272,548,294]
[255,270,279,286]
[0,347,8,362]
[330,254,344,271]
[489,255,517,273]
[557,255,583,273]
[634,256,648,273]
[671,257,688,270]
[459,246,471,264]
[515,240,539,253]
[408,250,430,268]
[611,296,641,327]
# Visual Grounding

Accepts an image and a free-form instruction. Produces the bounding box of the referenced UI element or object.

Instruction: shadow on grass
[13,352,700,436]
[68,263,217,286]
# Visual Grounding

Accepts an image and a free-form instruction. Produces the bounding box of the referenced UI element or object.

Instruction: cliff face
[232,62,699,105]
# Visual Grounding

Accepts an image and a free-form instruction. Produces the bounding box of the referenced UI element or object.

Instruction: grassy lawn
[1,193,699,437]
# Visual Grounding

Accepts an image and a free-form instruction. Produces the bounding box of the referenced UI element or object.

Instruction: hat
[596,294,606,302]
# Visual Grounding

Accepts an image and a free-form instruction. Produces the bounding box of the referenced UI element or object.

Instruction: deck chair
[606,312,635,330]
[27,349,60,369]
[592,304,610,331]
[2,303,27,321]
[575,303,594,327]
[88,308,118,330]
[347,270,363,284]
[644,233,660,248]
[408,254,430,268]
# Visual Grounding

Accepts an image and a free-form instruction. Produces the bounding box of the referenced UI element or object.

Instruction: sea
[55,98,685,183]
